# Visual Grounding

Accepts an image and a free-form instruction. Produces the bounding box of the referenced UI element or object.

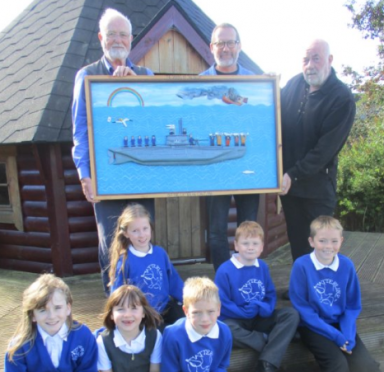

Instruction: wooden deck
[0,231,383,371]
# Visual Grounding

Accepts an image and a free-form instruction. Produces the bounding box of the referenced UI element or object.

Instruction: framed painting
[85,75,282,200]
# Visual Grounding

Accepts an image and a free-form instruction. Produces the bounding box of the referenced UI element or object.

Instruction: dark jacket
[281,68,355,199]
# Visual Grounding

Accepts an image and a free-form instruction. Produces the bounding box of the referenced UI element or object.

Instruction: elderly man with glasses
[72,8,154,295]
[200,23,261,272]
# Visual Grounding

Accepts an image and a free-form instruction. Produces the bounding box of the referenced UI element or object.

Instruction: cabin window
[0,147,23,231]
[0,163,11,205]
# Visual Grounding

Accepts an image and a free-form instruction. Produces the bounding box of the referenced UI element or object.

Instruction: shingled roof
[0,0,263,144]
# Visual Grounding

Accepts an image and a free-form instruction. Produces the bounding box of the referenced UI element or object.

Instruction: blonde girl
[108,203,184,327]
[5,273,97,372]
[96,285,162,372]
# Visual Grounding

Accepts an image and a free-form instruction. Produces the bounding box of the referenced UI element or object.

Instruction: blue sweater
[161,318,232,372]
[215,257,276,321]
[289,254,361,351]
[200,64,254,76]
[5,324,98,372]
[111,245,184,312]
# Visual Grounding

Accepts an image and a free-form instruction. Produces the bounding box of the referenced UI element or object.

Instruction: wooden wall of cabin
[136,29,209,74]
[0,144,99,276]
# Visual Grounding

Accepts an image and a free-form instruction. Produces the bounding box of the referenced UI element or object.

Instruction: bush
[336,117,384,231]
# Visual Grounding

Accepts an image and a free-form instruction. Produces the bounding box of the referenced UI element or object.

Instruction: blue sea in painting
[90,81,279,197]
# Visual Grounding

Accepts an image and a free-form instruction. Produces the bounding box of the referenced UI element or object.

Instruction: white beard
[304,68,329,87]
[103,42,129,62]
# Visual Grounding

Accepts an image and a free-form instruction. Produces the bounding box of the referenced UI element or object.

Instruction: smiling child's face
[309,227,343,265]
[111,298,144,338]
[32,290,71,336]
[123,217,151,252]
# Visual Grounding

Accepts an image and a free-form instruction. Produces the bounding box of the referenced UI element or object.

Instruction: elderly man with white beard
[279,39,356,300]
[72,8,154,295]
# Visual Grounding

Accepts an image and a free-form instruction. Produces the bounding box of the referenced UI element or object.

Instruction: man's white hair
[99,8,132,35]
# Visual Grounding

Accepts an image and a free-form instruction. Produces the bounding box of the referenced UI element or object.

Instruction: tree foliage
[336,0,384,231]
[343,1,384,111]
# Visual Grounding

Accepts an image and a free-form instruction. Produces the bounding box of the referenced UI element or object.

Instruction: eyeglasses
[106,31,131,40]
[212,40,239,49]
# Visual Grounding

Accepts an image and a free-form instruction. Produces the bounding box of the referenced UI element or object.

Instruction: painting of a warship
[108,119,247,166]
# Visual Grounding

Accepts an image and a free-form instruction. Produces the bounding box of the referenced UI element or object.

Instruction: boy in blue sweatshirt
[161,276,232,372]
[215,221,299,372]
[289,216,381,372]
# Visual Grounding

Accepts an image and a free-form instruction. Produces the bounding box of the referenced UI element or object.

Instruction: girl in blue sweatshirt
[5,274,97,372]
[108,203,184,327]
[289,216,380,372]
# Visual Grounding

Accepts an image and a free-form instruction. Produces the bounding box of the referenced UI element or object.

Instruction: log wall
[0,144,99,276]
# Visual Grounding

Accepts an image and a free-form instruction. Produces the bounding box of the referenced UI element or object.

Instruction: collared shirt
[96,327,162,370]
[129,244,153,257]
[185,318,219,343]
[230,253,260,268]
[37,323,68,368]
[310,251,339,271]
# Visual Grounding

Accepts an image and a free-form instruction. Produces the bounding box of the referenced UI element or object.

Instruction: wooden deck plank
[357,235,384,282]
[371,234,384,284]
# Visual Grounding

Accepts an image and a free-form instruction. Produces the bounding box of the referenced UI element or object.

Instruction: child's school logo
[185,349,213,372]
[141,264,163,289]
[71,345,84,361]
[238,279,265,302]
[314,279,341,306]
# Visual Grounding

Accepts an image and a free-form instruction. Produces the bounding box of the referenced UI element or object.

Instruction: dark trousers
[299,326,381,372]
[93,199,154,295]
[280,194,336,261]
[207,194,260,271]
[224,308,299,368]
[159,298,185,332]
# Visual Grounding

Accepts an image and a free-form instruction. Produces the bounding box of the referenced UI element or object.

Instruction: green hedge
[336,117,384,232]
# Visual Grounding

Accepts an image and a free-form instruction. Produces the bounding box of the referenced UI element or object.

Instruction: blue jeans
[207,194,260,271]
[93,199,154,295]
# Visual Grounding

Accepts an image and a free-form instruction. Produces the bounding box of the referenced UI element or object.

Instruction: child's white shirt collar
[310,251,339,271]
[113,326,146,353]
[37,322,68,342]
[231,254,259,268]
[129,244,153,257]
[37,323,68,367]
[185,318,219,342]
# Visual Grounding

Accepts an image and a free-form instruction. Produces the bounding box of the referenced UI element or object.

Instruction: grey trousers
[224,307,299,368]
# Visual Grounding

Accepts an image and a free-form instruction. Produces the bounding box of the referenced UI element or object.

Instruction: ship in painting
[108,119,247,166]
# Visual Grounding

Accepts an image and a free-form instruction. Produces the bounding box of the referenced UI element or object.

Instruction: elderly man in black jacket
[280,39,355,285]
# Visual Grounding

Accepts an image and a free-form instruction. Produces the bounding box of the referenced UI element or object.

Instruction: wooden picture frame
[85,75,282,200]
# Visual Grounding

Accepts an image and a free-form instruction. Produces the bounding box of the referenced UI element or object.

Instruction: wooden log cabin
[0,0,288,276]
